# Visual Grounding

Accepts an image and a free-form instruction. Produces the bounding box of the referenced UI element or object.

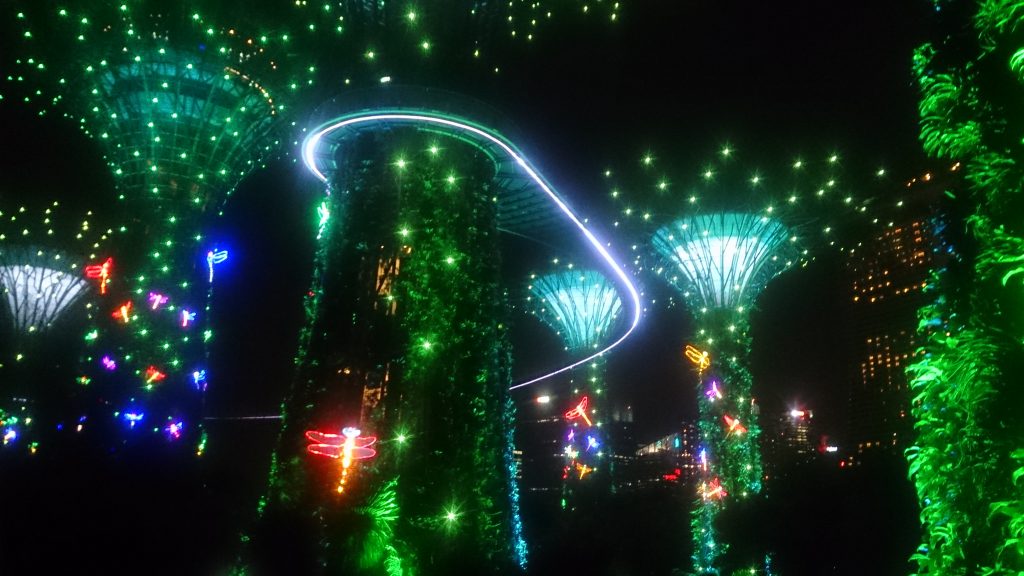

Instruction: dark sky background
[0,1,937,448]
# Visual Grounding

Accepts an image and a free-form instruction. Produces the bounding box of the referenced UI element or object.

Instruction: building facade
[845,169,953,461]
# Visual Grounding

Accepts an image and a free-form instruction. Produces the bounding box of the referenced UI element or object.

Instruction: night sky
[0,2,936,571]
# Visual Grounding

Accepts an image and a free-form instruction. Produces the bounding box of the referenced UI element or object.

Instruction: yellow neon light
[684,344,710,372]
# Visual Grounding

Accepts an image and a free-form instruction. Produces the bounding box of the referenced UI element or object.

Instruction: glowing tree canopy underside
[6,3,311,215]
[87,52,278,212]
[0,258,89,333]
[528,269,623,351]
[652,212,797,309]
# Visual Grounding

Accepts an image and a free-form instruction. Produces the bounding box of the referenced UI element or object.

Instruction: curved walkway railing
[302,109,641,390]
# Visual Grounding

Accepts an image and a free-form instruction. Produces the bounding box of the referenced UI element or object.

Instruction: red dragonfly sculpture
[564,396,592,426]
[306,426,378,494]
[144,366,166,385]
[85,257,113,295]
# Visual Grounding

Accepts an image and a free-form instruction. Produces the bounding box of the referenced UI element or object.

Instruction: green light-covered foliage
[988,450,1024,572]
[914,45,983,160]
[692,494,723,573]
[689,310,762,576]
[254,129,524,573]
[384,131,521,572]
[905,273,1006,574]
[908,2,1024,573]
[359,477,411,575]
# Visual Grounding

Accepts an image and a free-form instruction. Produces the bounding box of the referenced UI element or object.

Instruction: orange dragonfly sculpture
[723,414,747,436]
[564,396,592,426]
[575,462,594,479]
[112,301,133,323]
[306,426,378,494]
[684,344,711,373]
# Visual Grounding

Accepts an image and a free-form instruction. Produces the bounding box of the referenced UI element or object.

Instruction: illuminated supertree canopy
[0,202,110,337]
[603,145,900,574]
[0,247,89,335]
[651,212,797,311]
[527,267,624,352]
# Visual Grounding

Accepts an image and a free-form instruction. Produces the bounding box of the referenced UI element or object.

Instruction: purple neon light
[302,112,641,389]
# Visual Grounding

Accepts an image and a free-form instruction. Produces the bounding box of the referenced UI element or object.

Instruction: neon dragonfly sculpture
[84,257,113,295]
[306,426,378,494]
[700,477,728,501]
[206,250,229,283]
[564,396,593,427]
[723,414,747,436]
[684,344,710,373]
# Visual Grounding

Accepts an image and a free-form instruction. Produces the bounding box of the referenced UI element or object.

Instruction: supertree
[0,201,113,452]
[602,145,899,574]
[901,2,1024,573]
[525,266,624,506]
[245,92,639,574]
[2,2,317,449]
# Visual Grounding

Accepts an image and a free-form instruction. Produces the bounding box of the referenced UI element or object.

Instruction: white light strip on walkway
[302,112,641,390]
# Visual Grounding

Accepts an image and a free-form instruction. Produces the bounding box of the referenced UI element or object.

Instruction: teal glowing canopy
[528,269,623,352]
[652,212,797,310]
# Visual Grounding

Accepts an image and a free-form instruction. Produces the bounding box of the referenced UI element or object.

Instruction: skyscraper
[761,408,816,479]
[845,167,952,461]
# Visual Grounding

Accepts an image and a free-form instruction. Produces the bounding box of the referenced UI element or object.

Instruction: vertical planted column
[263,126,525,574]
[905,3,1024,572]
[388,132,517,572]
